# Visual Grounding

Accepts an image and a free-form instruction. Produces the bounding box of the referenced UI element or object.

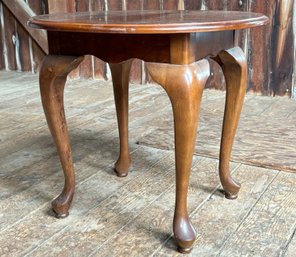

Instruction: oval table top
[28,10,268,34]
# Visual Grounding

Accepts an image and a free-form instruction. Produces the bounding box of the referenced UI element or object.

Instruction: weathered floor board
[217,172,296,257]
[153,165,280,257]
[138,90,296,173]
[91,158,239,257]
[0,71,296,257]
[284,230,296,257]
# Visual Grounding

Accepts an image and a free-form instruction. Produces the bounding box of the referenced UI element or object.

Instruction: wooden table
[29,10,268,253]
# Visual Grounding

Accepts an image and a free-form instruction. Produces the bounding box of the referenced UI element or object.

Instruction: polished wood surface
[30,10,267,253]
[146,59,210,253]
[212,47,247,199]
[39,55,84,218]
[109,60,133,177]
[29,10,268,33]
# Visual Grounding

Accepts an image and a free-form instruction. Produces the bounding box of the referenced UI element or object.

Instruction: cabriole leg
[146,59,210,253]
[109,60,133,177]
[39,55,84,218]
[212,47,247,199]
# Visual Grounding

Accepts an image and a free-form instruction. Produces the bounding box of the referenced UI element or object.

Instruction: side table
[29,10,268,253]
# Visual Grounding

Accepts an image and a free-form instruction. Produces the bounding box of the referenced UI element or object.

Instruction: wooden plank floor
[137,89,296,173]
[0,71,295,257]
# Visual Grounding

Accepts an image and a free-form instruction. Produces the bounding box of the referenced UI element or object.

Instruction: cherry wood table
[29,10,268,253]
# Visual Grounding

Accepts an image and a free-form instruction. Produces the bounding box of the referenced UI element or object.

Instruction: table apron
[48,30,235,64]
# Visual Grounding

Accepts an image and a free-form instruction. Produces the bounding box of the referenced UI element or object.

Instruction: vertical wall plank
[79,55,94,79]
[27,0,46,73]
[0,2,6,70]
[227,0,245,11]
[129,59,142,84]
[293,0,296,99]
[249,0,276,94]
[0,1,46,72]
[17,22,31,71]
[90,0,105,11]
[2,5,16,70]
[163,0,179,10]
[184,0,202,10]
[108,0,123,10]
[143,0,160,10]
[270,0,294,95]
[127,0,142,10]
[0,39,4,70]
[27,0,48,15]
[93,59,108,80]
[76,0,90,12]
[47,0,75,13]
[94,58,107,79]
[31,40,44,73]
[204,0,224,10]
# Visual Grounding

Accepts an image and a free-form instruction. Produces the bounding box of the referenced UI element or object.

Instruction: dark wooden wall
[0,0,295,96]
[0,0,47,73]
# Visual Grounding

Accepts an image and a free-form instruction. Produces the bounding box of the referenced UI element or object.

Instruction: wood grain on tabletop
[28,10,268,33]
